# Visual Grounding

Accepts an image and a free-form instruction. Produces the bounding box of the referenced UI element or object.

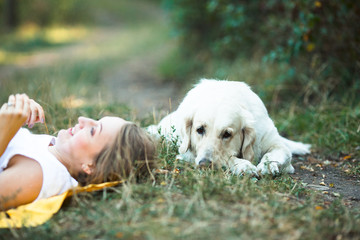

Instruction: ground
[293,155,360,208]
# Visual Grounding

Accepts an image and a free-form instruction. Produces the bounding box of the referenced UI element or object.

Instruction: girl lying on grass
[0,93,156,211]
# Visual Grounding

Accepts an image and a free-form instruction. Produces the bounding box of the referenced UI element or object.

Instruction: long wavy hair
[78,123,156,185]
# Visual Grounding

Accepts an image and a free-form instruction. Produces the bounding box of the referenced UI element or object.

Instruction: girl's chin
[57,129,68,137]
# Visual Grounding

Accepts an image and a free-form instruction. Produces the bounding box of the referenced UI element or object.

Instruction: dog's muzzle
[198,158,212,168]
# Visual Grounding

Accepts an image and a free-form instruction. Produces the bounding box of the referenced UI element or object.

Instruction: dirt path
[101,42,181,118]
[292,155,360,208]
[0,26,182,118]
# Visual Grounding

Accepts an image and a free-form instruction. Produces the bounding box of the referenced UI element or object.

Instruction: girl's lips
[68,128,74,136]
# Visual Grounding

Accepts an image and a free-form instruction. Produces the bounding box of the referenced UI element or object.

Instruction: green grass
[274,103,360,155]
[1,146,359,239]
[1,1,360,239]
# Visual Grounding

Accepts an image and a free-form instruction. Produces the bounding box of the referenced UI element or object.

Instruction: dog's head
[178,104,256,168]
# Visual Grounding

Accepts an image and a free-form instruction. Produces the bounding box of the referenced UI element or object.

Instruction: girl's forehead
[99,117,128,132]
[100,116,126,124]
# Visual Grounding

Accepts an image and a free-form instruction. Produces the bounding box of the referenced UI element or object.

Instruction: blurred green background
[0,1,359,238]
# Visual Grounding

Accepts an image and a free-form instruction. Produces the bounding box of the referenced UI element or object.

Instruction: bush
[163,0,360,101]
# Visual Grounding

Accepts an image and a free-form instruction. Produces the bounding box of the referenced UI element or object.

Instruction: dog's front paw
[230,159,258,176]
[257,161,280,175]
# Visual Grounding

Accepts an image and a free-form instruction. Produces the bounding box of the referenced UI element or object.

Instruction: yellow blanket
[0,181,122,228]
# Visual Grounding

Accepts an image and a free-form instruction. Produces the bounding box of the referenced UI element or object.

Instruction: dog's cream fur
[148,79,310,175]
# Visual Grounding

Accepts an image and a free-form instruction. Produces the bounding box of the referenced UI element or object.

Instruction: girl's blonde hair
[78,123,156,185]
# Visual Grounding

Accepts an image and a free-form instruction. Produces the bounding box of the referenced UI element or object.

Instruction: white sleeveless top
[0,128,78,202]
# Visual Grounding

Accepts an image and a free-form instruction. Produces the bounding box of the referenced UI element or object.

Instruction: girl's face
[54,116,128,175]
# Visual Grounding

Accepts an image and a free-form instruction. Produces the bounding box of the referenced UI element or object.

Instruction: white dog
[148,79,310,175]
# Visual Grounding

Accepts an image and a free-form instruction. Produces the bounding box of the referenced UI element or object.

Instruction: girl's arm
[0,155,43,210]
[0,94,45,210]
[0,94,45,157]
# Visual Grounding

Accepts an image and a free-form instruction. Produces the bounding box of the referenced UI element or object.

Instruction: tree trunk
[4,0,18,31]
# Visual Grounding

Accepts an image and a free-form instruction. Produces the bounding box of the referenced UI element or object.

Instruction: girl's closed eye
[91,126,96,136]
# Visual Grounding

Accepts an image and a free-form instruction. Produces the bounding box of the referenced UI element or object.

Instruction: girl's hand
[0,93,46,157]
[0,93,45,157]
[1,94,30,131]
[1,93,45,129]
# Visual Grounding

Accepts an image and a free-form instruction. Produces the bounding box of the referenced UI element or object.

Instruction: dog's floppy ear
[240,126,256,162]
[237,105,256,162]
[179,117,193,154]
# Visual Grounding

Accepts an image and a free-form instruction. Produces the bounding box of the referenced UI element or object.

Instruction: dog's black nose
[198,158,212,168]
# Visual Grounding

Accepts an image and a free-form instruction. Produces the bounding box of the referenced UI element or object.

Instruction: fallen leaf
[306,43,315,52]
[332,192,341,197]
[303,34,309,42]
[300,165,314,172]
[315,1,322,7]
[115,232,124,238]
[315,206,324,210]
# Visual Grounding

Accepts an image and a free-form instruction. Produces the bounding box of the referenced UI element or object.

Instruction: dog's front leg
[257,146,294,175]
[228,157,258,176]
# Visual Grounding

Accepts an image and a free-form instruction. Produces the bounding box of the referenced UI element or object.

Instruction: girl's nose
[78,116,97,127]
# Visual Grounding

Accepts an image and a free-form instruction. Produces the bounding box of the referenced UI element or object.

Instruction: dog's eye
[222,131,232,139]
[196,126,205,135]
